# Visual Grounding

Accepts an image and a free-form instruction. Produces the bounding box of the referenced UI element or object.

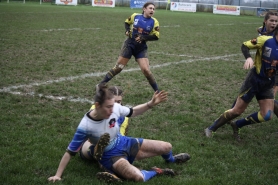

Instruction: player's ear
[95,102,100,109]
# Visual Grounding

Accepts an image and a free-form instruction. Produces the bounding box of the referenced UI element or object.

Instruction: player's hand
[125,30,130,36]
[150,90,168,106]
[48,176,61,182]
[135,34,142,43]
[243,57,254,69]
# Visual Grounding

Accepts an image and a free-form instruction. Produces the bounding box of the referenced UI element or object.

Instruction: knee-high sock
[100,65,123,84]
[141,170,157,182]
[161,150,175,163]
[209,110,238,131]
[145,73,159,92]
[235,112,266,128]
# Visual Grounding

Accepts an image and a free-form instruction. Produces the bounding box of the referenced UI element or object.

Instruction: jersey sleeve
[150,17,160,38]
[114,103,132,117]
[243,35,272,49]
[67,127,87,154]
[125,13,138,25]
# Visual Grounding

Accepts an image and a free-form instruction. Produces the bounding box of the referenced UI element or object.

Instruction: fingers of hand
[135,36,141,43]
[48,176,61,182]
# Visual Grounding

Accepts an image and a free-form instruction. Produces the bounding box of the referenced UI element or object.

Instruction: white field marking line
[243,23,262,25]
[149,51,198,58]
[10,91,94,104]
[208,23,234,26]
[161,25,180,27]
[39,28,101,31]
[222,58,245,62]
[207,23,261,26]
[10,91,134,106]
[0,53,243,94]
[0,71,107,93]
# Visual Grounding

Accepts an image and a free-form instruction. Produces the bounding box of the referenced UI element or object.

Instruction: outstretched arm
[131,90,168,117]
[48,152,72,182]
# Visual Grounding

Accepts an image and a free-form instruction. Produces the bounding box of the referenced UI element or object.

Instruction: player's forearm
[55,152,72,178]
[241,44,251,59]
[124,22,130,33]
[131,101,153,117]
[141,35,158,41]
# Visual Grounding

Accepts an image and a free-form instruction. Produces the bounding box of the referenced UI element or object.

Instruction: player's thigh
[136,139,172,160]
[136,58,150,72]
[116,56,130,66]
[81,140,94,160]
[231,97,249,115]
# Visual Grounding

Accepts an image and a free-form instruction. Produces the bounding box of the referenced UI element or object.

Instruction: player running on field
[98,2,161,92]
[205,25,278,141]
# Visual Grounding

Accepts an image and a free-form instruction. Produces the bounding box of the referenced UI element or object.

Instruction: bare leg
[258,99,274,118]
[136,58,159,92]
[81,140,94,160]
[135,139,172,160]
[112,158,144,182]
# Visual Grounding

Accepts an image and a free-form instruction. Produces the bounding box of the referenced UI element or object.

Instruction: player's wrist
[146,101,153,109]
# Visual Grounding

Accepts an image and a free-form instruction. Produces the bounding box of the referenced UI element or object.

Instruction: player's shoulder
[151,16,159,22]
[257,35,272,44]
[132,13,142,18]
[113,102,121,110]
[264,35,275,44]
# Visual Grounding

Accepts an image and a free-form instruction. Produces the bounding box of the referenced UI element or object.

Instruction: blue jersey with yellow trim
[260,36,278,78]
[125,13,159,39]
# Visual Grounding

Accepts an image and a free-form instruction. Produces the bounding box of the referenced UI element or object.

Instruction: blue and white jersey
[67,103,131,153]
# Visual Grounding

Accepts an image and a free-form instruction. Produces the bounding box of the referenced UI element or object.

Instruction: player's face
[99,98,115,119]
[114,95,123,105]
[265,15,278,33]
[143,5,155,18]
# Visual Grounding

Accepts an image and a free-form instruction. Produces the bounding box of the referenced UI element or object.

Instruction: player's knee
[113,64,125,73]
[141,68,151,76]
[230,109,243,117]
[261,110,272,121]
[116,63,125,69]
[134,175,144,182]
[163,142,172,153]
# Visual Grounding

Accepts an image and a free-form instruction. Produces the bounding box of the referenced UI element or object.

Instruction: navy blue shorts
[239,67,274,103]
[119,38,148,59]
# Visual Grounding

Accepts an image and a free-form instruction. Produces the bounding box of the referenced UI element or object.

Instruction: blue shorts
[119,38,148,59]
[98,135,143,172]
[239,67,274,103]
